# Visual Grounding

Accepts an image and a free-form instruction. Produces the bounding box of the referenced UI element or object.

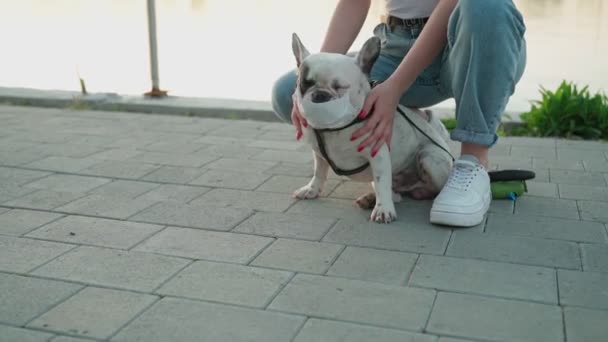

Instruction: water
[2,0,607,113]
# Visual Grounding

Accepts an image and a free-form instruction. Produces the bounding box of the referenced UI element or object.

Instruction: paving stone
[25,144,106,158]
[198,144,265,158]
[437,338,474,342]
[583,159,608,172]
[189,169,271,190]
[501,137,556,147]
[268,274,435,331]
[32,246,190,292]
[248,139,304,151]
[329,181,374,199]
[525,181,558,198]
[556,139,608,150]
[0,167,52,185]
[578,200,608,223]
[409,255,557,303]
[488,199,514,214]
[486,213,606,243]
[81,160,160,179]
[87,148,142,161]
[550,169,606,186]
[564,307,608,342]
[157,260,292,308]
[559,183,608,201]
[510,146,557,159]
[489,155,532,170]
[50,336,93,342]
[427,292,563,342]
[287,197,371,219]
[134,227,272,263]
[558,148,607,162]
[529,168,550,182]
[323,218,451,254]
[28,287,157,339]
[0,235,74,273]
[195,136,254,146]
[139,140,207,154]
[251,150,313,164]
[128,151,217,168]
[514,196,580,220]
[54,194,158,220]
[0,209,63,236]
[264,162,314,177]
[581,243,608,273]
[27,215,163,250]
[0,150,50,166]
[251,238,343,274]
[23,174,112,193]
[558,270,608,310]
[204,158,277,173]
[112,297,304,342]
[233,212,336,241]
[130,201,253,231]
[255,175,341,197]
[87,180,159,198]
[293,318,436,342]
[23,156,103,173]
[3,190,87,210]
[326,246,418,285]
[532,158,584,170]
[446,231,580,269]
[190,189,296,212]
[139,165,206,184]
[134,184,210,203]
[0,325,55,342]
[0,184,38,203]
[0,273,82,325]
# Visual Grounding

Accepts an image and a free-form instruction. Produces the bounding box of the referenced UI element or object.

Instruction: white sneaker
[430,155,492,227]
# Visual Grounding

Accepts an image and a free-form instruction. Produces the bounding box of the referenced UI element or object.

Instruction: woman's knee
[271,70,298,123]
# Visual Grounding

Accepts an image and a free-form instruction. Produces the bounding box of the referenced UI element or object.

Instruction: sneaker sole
[429,192,491,228]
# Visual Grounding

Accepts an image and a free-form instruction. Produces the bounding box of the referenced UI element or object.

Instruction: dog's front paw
[293,184,321,199]
[370,202,397,224]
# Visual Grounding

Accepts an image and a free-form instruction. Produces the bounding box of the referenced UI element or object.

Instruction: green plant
[440,117,457,131]
[519,81,608,140]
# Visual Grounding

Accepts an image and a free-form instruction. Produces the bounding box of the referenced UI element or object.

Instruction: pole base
[144,88,168,98]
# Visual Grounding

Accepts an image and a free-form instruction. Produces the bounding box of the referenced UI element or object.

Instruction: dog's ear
[355,36,381,75]
[292,33,310,68]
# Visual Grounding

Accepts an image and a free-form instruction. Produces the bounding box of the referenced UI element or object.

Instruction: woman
[271,0,527,227]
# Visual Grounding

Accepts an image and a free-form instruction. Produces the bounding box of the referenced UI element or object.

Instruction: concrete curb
[0,86,526,127]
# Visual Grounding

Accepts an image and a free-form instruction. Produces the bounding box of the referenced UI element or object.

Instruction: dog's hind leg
[293,151,330,199]
[413,144,453,199]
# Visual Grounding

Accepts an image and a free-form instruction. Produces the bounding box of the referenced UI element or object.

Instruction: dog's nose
[311,91,332,103]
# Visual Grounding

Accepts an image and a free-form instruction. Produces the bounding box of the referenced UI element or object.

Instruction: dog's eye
[302,78,315,89]
[332,81,349,90]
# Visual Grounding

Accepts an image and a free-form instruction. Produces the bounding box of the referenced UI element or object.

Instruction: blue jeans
[270,0,527,147]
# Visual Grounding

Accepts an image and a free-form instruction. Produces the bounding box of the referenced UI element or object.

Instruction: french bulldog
[291,33,453,223]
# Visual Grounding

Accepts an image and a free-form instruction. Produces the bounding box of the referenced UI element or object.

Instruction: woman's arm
[320,0,372,54]
[385,0,458,93]
[351,0,458,156]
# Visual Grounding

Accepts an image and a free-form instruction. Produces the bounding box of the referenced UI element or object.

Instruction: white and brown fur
[291,33,452,223]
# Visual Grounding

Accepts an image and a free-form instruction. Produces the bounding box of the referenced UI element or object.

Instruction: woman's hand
[350,79,403,157]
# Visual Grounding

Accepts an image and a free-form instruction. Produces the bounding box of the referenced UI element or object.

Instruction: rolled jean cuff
[450,128,498,147]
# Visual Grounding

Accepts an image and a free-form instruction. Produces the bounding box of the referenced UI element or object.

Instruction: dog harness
[311,83,455,176]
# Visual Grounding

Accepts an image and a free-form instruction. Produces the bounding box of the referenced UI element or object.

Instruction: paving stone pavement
[0,105,607,341]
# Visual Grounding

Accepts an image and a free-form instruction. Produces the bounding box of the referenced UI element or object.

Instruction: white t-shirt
[383,0,439,19]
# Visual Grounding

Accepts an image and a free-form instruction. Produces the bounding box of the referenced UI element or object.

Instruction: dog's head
[291,33,380,129]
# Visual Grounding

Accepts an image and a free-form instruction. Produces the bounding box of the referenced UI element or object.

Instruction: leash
[310,81,455,176]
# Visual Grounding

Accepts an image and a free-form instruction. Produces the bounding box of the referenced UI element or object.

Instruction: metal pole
[145,0,167,97]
